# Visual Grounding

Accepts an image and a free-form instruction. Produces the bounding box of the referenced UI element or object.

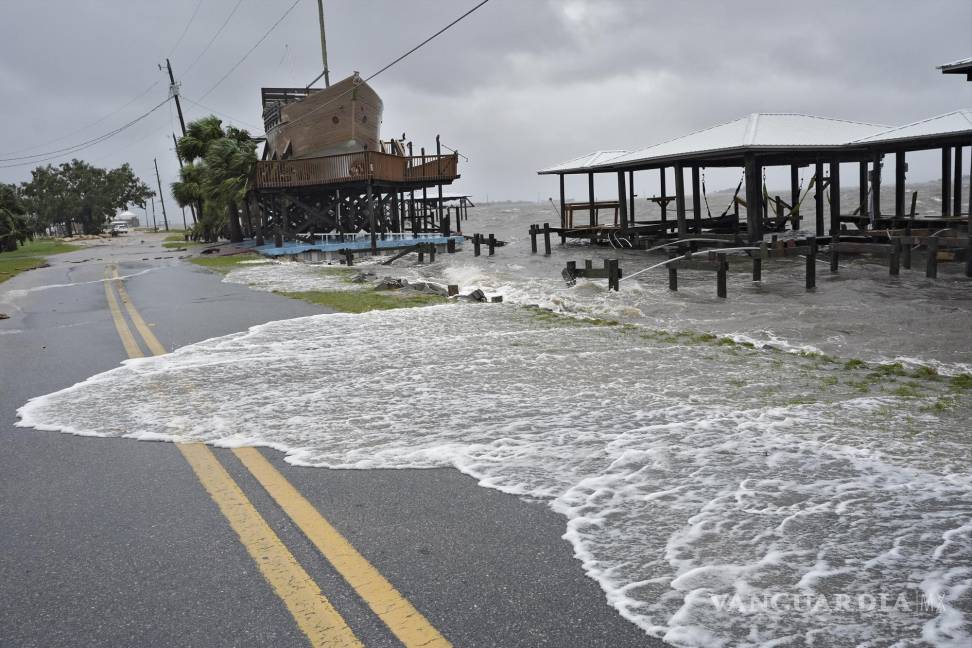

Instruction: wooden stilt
[716,254,728,298]
[790,164,800,230]
[870,152,882,225]
[814,160,825,236]
[691,166,702,234]
[954,145,963,219]
[806,236,817,290]
[830,230,839,273]
[473,233,481,256]
[588,172,596,228]
[744,155,762,242]
[488,233,496,256]
[628,170,635,225]
[674,164,687,238]
[926,237,939,278]
[529,224,537,253]
[895,151,906,218]
[829,161,840,234]
[752,257,762,282]
[942,147,952,218]
[890,238,901,276]
[559,174,566,229]
[659,168,667,223]
[617,172,628,235]
[543,222,551,256]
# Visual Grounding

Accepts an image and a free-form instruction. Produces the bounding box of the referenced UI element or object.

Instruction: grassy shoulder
[162,231,204,249]
[0,239,82,284]
[189,252,263,273]
[276,289,447,313]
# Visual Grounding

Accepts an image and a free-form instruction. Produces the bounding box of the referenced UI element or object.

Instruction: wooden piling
[659,168,668,223]
[448,284,459,297]
[716,253,728,298]
[691,166,702,234]
[829,161,840,233]
[814,160,825,236]
[617,172,629,235]
[447,238,456,253]
[488,234,496,256]
[473,233,481,257]
[559,174,566,229]
[668,265,677,291]
[926,237,939,278]
[588,172,596,228]
[942,147,952,218]
[902,235,912,270]
[895,151,906,218]
[790,165,801,230]
[954,145,963,220]
[889,237,901,276]
[530,225,538,254]
[543,223,551,256]
[429,244,436,263]
[752,257,762,282]
[806,236,817,290]
[674,163,688,238]
[345,249,353,266]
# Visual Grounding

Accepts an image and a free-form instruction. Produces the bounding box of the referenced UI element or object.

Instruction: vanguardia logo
[709,591,947,614]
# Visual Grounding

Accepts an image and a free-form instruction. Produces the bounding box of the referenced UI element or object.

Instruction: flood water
[17,197,972,647]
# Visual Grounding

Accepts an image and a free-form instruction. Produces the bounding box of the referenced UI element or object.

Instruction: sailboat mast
[317,0,331,87]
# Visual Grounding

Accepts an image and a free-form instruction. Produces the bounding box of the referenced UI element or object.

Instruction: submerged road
[0,234,665,647]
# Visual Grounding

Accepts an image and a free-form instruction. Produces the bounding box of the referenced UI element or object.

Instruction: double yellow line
[102,265,450,648]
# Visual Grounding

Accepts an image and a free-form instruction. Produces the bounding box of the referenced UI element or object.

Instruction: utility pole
[166,61,198,226]
[316,0,330,87]
[165,59,187,136]
[154,158,170,232]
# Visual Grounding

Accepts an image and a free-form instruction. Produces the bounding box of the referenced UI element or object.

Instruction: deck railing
[252,151,458,190]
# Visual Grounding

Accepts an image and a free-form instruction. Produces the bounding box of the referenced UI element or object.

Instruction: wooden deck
[251,151,459,190]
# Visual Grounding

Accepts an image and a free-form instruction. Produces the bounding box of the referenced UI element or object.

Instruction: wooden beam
[815,160,825,236]
[744,154,762,242]
[559,174,566,229]
[659,168,667,222]
[691,166,702,233]
[617,171,628,234]
[829,161,840,234]
[895,151,906,217]
[628,170,635,224]
[942,146,952,218]
[588,172,596,227]
[859,161,868,218]
[674,163,687,238]
[954,145,963,218]
[870,152,882,223]
[790,164,800,230]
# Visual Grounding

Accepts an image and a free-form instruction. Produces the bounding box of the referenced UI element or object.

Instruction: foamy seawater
[17,303,972,647]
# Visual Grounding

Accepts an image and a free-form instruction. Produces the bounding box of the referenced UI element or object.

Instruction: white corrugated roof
[938,56,972,71]
[603,113,886,168]
[854,109,972,144]
[537,149,628,174]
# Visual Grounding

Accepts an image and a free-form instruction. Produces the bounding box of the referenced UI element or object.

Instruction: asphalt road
[0,234,666,647]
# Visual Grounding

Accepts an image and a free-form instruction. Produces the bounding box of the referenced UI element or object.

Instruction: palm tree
[171,117,256,243]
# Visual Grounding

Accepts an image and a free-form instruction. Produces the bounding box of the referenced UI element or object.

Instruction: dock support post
[895,151,906,219]
[543,223,551,255]
[716,254,728,298]
[628,170,635,225]
[830,230,839,273]
[345,249,353,266]
[529,225,538,254]
[674,163,687,238]
[806,236,817,290]
[902,234,912,270]
[890,238,901,275]
[829,161,840,236]
[617,172,628,235]
[559,174,566,228]
[968,138,972,277]
[814,160,825,236]
[367,181,377,255]
[418,248,425,264]
[488,233,496,256]
[606,259,620,291]
[942,147,952,218]
[447,238,456,253]
[744,155,762,242]
[954,145,963,220]
[790,165,801,230]
[588,172,596,228]
[659,168,667,224]
[429,244,436,264]
[752,257,762,282]
[859,161,868,220]
[473,233,481,256]
[668,264,677,291]
[691,166,702,234]
[926,237,939,278]
[870,152,882,226]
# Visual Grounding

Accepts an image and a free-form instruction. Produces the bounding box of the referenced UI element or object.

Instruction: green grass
[949,374,972,391]
[0,238,82,284]
[189,253,262,273]
[275,289,446,313]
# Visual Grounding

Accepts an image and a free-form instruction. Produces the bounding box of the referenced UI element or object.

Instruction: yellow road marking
[234,447,453,648]
[103,266,143,358]
[106,265,364,648]
[110,267,167,356]
[179,444,363,648]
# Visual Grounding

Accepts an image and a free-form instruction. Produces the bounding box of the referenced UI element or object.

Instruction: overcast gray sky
[1,0,970,214]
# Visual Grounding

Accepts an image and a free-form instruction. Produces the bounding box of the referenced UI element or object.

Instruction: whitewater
[15,201,972,646]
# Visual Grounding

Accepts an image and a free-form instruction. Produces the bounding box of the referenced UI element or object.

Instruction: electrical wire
[285,0,492,134]
[182,0,244,75]
[197,0,303,100]
[168,0,204,58]
[180,95,263,133]
[0,97,172,169]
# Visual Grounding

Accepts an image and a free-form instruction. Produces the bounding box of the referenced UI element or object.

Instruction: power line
[286,0,492,133]
[182,0,244,76]
[181,95,263,132]
[1,79,163,158]
[168,0,205,58]
[197,0,304,101]
[0,97,172,169]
